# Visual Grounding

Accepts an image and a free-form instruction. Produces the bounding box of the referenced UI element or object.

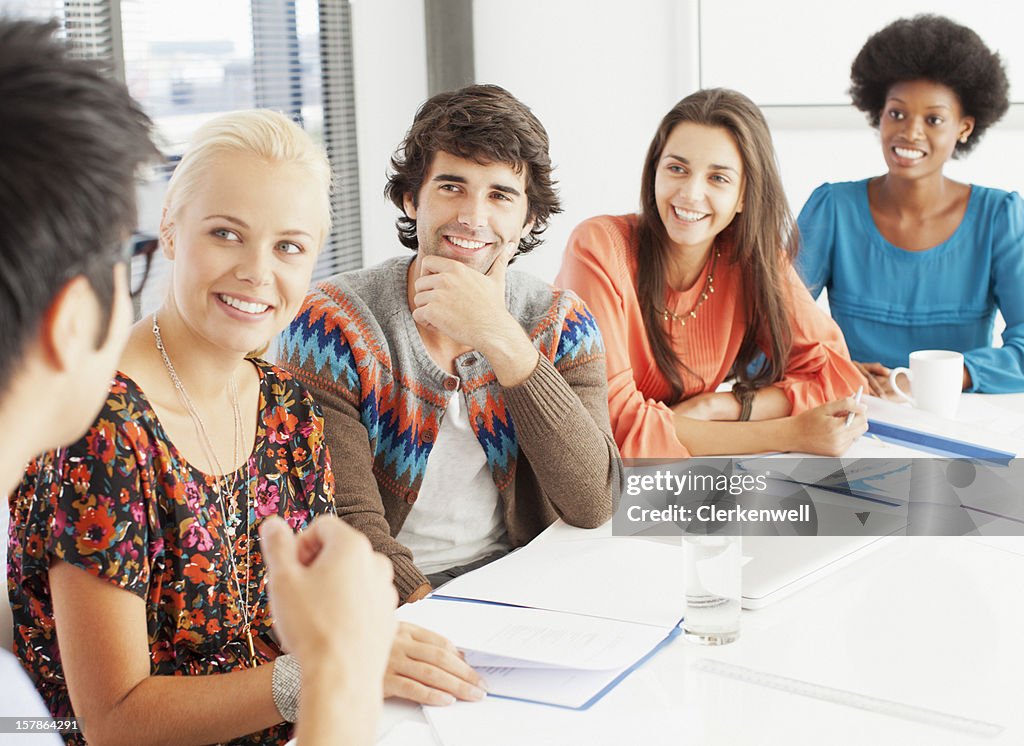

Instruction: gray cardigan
[279,255,621,598]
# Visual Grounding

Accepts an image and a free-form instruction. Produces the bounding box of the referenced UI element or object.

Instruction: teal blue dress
[797,180,1024,393]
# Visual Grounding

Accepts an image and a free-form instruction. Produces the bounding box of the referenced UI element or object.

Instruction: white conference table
[376,393,1024,746]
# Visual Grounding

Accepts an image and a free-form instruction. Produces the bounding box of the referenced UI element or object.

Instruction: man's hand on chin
[411,248,539,387]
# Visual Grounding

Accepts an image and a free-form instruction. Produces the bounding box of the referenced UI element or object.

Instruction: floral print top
[7,360,335,745]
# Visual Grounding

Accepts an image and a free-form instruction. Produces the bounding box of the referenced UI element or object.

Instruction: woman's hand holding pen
[786,396,868,456]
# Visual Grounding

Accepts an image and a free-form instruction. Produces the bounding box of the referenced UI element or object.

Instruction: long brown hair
[637,88,797,405]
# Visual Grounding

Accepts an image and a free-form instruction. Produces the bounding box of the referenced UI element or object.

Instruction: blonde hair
[163,109,332,245]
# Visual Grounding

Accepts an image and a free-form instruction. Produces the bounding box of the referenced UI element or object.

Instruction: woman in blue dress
[797,14,1023,395]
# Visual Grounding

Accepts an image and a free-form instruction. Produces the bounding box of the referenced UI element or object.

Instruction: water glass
[683,534,741,645]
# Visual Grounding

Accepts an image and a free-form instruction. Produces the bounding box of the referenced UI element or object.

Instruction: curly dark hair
[849,14,1009,157]
[384,84,561,257]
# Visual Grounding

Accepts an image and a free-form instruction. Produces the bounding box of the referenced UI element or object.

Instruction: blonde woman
[9,110,347,745]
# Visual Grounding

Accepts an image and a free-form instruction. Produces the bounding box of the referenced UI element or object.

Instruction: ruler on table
[693,659,1003,738]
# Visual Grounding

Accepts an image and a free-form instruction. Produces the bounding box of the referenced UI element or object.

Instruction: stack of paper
[432,533,686,626]
[396,597,678,709]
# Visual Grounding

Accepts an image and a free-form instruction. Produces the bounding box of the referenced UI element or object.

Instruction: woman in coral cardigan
[557,88,867,459]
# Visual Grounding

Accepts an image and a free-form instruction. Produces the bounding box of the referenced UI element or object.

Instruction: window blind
[3,0,363,316]
[316,0,362,278]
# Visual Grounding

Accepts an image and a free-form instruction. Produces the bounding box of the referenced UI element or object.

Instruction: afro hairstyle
[849,14,1010,156]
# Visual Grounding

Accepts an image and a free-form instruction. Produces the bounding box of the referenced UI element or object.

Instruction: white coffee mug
[888,350,964,419]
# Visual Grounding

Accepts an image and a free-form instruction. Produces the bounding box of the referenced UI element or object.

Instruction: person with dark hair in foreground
[798,14,1023,395]
[279,83,619,706]
[557,88,867,459]
[0,19,157,742]
[0,20,154,458]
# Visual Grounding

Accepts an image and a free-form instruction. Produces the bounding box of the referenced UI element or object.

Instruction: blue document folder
[402,594,682,710]
[866,420,1015,464]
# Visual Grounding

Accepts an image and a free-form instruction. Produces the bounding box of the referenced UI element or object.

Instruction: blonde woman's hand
[383,622,487,706]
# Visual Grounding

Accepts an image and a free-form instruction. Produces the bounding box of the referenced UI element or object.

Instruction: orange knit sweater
[556,214,866,459]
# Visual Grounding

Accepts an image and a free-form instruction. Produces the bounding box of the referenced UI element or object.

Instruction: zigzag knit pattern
[279,262,605,500]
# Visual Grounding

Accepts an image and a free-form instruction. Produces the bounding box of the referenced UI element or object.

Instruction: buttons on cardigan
[405,493,417,504]
[461,356,477,367]
[443,377,459,391]
[422,429,436,443]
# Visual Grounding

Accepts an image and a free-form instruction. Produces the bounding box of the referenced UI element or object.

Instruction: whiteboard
[699,0,1022,106]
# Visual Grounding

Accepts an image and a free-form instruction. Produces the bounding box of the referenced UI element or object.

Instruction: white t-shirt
[396,392,508,574]
[0,650,62,744]
[2,501,12,653]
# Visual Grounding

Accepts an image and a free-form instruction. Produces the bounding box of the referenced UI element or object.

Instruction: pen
[845,386,863,428]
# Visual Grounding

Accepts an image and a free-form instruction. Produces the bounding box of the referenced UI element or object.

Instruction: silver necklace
[152,315,243,535]
[152,314,256,664]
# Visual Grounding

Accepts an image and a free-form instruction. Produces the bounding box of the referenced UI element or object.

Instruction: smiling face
[161,150,324,355]
[403,151,533,274]
[879,79,974,176]
[654,122,745,256]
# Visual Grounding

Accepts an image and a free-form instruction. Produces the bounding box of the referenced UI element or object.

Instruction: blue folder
[866,420,1015,465]
[429,594,683,711]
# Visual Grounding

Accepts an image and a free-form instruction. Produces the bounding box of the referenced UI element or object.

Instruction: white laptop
[741,486,907,609]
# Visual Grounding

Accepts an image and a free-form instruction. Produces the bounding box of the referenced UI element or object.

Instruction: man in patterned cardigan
[279,84,620,705]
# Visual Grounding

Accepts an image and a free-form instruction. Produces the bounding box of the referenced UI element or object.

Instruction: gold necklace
[661,248,720,326]
[152,315,257,666]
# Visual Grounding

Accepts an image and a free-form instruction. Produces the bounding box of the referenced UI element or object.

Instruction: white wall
[349,0,428,268]
[349,0,703,282]
[472,0,700,282]
[351,1,1024,286]
[700,0,1024,106]
[700,0,1024,218]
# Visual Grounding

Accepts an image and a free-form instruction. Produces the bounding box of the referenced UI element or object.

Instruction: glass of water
[683,534,741,645]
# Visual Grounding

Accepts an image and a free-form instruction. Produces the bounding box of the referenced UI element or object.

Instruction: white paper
[865,395,1023,456]
[424,696,684,746]
[470,660,634,708]
[395,597,671,671]
[378,721,439,746]
[432,535,686,628]
[954,394,1024,438]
